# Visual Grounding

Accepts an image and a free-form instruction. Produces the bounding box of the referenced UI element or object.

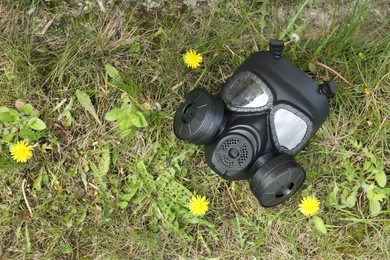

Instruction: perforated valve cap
[173,88,224,145]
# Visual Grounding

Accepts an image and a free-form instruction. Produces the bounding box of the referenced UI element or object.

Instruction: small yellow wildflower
[183,49,203,69]
[188,195,209,216]
[363,88,370,95]
[299,196,320,216]
[9,141,33,163]
[54,180,62,191]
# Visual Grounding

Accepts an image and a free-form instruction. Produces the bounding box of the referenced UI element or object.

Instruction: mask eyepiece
[221,71,273,112]
[270,104,313,155]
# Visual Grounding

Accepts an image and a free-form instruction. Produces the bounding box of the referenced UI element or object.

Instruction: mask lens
[270,104,313,154]
[274,109,307,150]
[222,72,273,112]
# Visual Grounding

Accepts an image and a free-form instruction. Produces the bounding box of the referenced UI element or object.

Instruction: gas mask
[174,40,336,207]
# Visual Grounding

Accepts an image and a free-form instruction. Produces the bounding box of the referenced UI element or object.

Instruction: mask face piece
[173,40,335,208]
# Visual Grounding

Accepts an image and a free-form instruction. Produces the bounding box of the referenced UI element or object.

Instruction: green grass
[0,0,389,258]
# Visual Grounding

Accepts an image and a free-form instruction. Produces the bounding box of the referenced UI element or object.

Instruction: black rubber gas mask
[174,40,335,207]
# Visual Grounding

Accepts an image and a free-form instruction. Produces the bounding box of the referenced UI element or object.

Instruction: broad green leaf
[0,111,12,122]
[105,65,132,93]
[308,63,317,74]
[75,90,101,125]
[118,128,132,138]
[374,169,386,188]
[37,47,50,53]
[371,192,386,201]
[119,193,134,201]
[135,111,148,127]
[137,160,156,191]
[80,168,88,191]
[125,111,147,128]
[117,201,128,209]
[89,159,110,219]
[327,190,338,205]
[105,108,122,121]
[358,52,366,61]
[98,149,110,176]
[89,160,105,189]
[344,163,357,182]
[132,193,146,205]
[122,175,142,197]
[76,209,87,225]
[2,133,15,142]
[380,188,390,195]
[68,165,78,176]
[112,148,119,165]
[28,118,46,130]
[65,110,72,127]
[369,198,381,215]
[127,112,143,128]
[58,246,72,254]
[363,161,372,171]
[25,225,31,252]
[198,218,215,228]
[120,95,131,106]
[34,173,42,190]
[20,127,42,141]
[105,64,122,82]
[312,216,327,234]
[340,187,350,202]
[59,98,73,127]
[130,43,141,53]
[19,104,33,114]
[0,108,17,123]
[183,214,200,224]
[64,215,73,228]
[8,108,19,120]
[117,113,133,130]
[345,191,357,208]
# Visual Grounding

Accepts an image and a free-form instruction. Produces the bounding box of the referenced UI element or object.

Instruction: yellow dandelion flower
[54,180,62,191]
[299,196,320,216]
[9,141,33,163]
[183,49,203,69]
[189,195,209,216]
[363,88,370,95]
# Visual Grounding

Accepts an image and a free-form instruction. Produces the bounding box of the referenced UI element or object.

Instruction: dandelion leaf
[19,104,33,115]
[75,90,101,125]
[28,118,47,130]
[374,169,386,188]
[312,216,327,234]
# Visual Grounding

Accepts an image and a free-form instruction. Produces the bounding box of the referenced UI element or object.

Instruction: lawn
[0,0,389,258]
